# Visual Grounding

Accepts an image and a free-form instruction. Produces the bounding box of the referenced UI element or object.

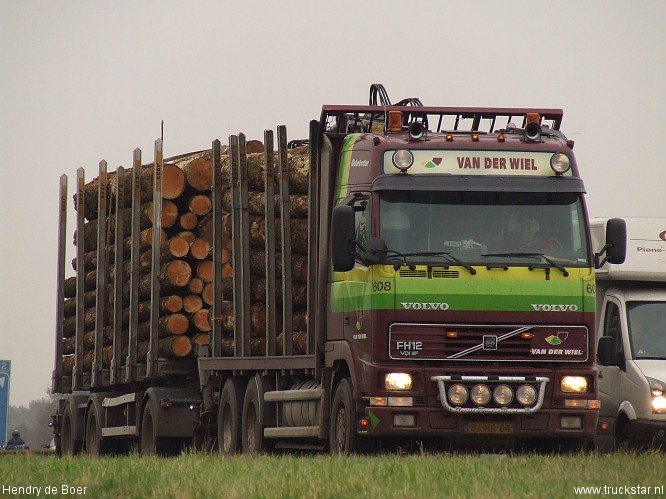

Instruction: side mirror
[605,218,626,265]
[597,336,614,366]
[331,205,356,272]
[595,218,627,268]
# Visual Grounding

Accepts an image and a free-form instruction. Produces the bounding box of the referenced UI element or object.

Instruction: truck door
[597,299,625,422]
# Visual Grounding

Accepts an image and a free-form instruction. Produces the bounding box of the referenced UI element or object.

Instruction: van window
[603,302,623,355]
[627,301,666,359]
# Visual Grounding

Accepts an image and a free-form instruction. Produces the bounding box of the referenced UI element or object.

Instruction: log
[63,306,97,337]
[219,149,309,194]
[195,260,213,283]
[221,276,307,307]
[178,212,198,231]
[186,277,204,295]
[201,282,214,306]
[220,338,266,357]
[276,331,308,355]
[189,238,211,260]
[188,195,212,216]
[159,260,192,288]
[82,346,113,371]
[141,200,179,229]
[250,217,309,254]
[160,295,184,314]
[176,230,196,244]
[249,250,308,283]
[183,157,213,192]
[158,335,192,359]
[61,354,75,375]
[139,237,190,267]
[136,314,190,338]
[64,291,97,316]
[191,333,209,346]
[182,294,203,314]
[209,300,234,332]
[190,308,211,332]
[140,163,187,200]
[222,191,308,218]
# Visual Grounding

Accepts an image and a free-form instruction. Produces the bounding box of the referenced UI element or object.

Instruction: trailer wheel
[330,378,360,455]
[85,403,107,456]
[242,377,271,454]
[140,401,182,457]
[60,403,81,456]
[218,377,245,455]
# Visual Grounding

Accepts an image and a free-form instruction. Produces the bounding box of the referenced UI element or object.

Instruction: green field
[0,451,664,498]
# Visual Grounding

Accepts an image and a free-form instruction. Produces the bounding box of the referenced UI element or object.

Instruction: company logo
[545,332,569,345]
[401,302,450,310]
[483,335,498,350]
[660,230,666,242]
[531,304,578,312]
[422,157,443,169]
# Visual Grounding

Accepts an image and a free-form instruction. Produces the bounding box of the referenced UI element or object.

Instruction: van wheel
[329,378,360,455]
[218,377,245,455]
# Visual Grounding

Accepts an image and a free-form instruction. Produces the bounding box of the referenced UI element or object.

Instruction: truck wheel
[140,402,182,457]
[60,403,81,456]
[85,403,107,456]
[242,377,271,454]
[218,377,245,455]
[330,378,360,455]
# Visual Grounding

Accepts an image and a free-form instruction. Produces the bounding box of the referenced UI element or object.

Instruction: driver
[503,213,559,251]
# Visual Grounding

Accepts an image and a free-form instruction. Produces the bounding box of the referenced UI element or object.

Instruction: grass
[0,450,664,498]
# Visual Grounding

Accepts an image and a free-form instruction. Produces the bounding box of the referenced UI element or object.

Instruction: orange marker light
[388,111,402,132]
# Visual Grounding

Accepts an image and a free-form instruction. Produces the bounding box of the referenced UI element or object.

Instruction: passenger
[503,213,560,251]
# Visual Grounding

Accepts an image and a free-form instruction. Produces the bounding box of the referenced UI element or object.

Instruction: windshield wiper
[401,251,477,275]
[482,252,569,277]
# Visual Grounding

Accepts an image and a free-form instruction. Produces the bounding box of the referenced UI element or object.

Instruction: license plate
[465,422,514,434]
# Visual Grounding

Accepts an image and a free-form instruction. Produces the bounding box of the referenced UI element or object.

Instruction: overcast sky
[2,1,665,407]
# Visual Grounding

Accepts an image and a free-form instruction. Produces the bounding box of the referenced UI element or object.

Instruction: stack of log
[60,143,310,376]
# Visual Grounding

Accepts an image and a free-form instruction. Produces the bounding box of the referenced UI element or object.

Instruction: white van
[592,218,666,450]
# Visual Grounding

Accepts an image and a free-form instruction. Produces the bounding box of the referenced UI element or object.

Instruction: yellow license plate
[465,422,514,434]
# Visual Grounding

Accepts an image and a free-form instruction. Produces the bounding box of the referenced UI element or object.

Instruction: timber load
[59,140,310,384]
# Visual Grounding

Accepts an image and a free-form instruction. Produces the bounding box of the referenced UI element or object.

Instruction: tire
[85,403,106,456]
[60,403,81,456]
[140,401,182,457]
[329,378,360,455]
[242,377,271,455]
[218,377,245,455]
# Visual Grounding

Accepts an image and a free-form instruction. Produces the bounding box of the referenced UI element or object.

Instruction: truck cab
[592,218,666,450]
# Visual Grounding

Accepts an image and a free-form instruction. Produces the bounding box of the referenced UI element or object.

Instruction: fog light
[493,384,514,406]
[516,385,537,406]
[561,376,588,393]
[560,416,583,430]
[393,414,416,427]
[470,385,491,406]
[388,397,413,407]
[448,384,468,405]
[652,395,666,413]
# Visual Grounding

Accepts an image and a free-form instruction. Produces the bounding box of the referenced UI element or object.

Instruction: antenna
[161,120,164,143]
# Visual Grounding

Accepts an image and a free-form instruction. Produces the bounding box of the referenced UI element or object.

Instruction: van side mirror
[595,218,627,268]
[597,336,614,366]
[331,205,356,272]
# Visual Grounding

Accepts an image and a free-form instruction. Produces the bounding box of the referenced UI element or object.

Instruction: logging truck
[52,85,602,455]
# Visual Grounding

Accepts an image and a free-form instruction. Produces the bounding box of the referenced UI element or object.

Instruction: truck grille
[389,323,589,362]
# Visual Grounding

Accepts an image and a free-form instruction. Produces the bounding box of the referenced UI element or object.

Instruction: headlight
[647,377,665,397]
[550,153,571,175]
[385,372,412,391]
[392,150,414,172]
[493,384,514,406]
[448,384,468,405]
[652,396,666,413]
[561,376,588,393]
[516,385,537,406]
[470,384,491,406]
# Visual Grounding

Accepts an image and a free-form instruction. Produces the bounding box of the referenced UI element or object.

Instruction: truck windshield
[627,301,666,359]
[379,191,589,267]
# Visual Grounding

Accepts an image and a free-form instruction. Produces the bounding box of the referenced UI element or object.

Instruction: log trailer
[52,85,601,455]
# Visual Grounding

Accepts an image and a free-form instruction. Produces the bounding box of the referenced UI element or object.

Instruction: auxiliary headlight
[392,150,414,172]
[550,153,571,175]
[493,384,514,406]
[516,385,537,406]
[448,384,468,406]
[385,372,412,391]
[470,384,491,406]
[561,375,588,393]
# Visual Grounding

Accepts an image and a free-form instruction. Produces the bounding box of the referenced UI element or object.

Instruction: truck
[592,217,666,450]
[52,85,601,455]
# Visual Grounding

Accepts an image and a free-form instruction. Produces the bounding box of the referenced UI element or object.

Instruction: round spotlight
[470,384,491,406]
[516,385,537,406]
[392,150,414,172]
[448,384,468,406]
[408,121,426,140]
[550,153,571,175]
[493,384,514,406]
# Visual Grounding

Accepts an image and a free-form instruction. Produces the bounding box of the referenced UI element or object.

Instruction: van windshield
[379,191,590,267]
[628,301,666,359]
